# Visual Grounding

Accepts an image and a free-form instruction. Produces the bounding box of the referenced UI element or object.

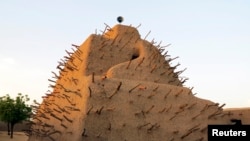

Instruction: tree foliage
[0,93,32,138]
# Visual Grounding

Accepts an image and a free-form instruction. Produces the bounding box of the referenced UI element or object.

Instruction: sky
[0,0,250,108]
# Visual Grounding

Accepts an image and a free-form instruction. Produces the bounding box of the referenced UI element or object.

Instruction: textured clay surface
[28,24,250,141]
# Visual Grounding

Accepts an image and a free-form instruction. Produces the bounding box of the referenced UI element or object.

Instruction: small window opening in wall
[131,54,139,60]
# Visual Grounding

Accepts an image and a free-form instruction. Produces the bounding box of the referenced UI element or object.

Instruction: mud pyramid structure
[28,24,250,141]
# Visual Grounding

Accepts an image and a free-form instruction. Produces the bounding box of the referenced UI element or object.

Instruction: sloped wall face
[79,25,182,86]
[28,76,91,141]
[29,24,249,141]
[82,76,228,141]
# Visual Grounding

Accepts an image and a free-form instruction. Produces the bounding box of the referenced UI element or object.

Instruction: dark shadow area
[231,119,242,125]
[131,54,139,60]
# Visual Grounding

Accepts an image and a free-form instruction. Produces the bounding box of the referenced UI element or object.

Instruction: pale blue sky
[0,1,250,108]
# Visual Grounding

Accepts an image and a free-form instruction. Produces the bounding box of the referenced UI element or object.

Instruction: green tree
[0,93,32,138]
